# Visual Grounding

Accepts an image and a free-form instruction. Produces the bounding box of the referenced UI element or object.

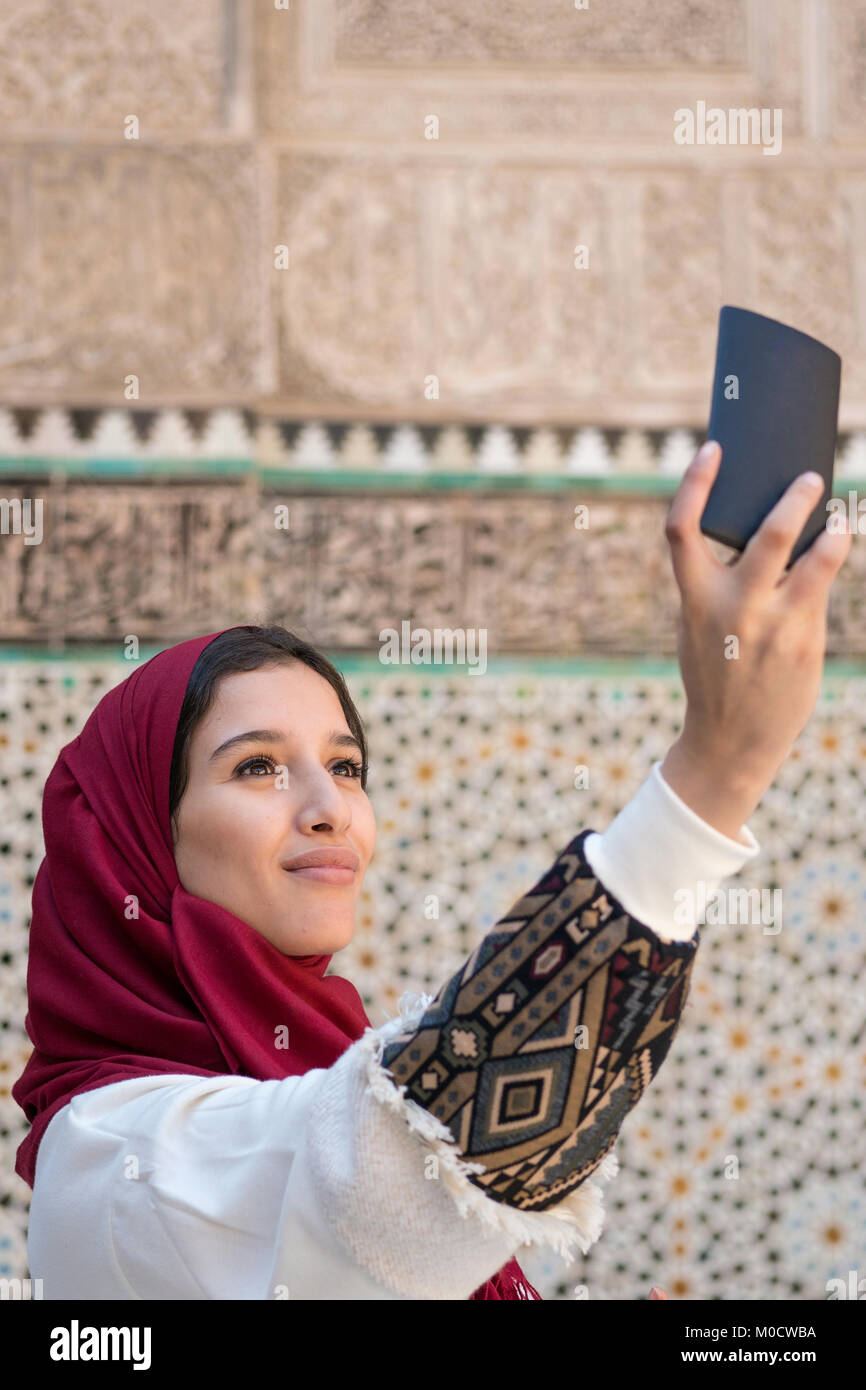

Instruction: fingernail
[696,440,719,463]
[802,471,824,489]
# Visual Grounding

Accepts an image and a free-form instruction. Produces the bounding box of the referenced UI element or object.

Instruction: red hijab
[13,628,538,1300]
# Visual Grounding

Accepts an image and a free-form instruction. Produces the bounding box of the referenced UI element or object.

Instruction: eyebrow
[209,728,363,762]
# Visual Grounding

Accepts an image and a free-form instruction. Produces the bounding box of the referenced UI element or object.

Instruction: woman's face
[171,661,376,956]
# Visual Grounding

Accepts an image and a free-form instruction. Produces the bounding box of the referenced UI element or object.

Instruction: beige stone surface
[0,145,266,400]
[0,0,863,423]
[0,0,248,134]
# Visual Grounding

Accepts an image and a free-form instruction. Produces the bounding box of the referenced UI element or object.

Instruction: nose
[290,761,352,834]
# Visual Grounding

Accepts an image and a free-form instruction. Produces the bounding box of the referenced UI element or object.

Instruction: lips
[281,846,360,885]
[281,847,360,872]
[286,865,356,885]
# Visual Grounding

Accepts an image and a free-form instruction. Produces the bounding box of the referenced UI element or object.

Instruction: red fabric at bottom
[469,1256,542,1300]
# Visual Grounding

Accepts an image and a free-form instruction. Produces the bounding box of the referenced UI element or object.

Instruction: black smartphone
[699,305,842,567]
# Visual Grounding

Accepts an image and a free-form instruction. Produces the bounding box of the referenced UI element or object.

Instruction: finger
[735,471,827,590]
[780,516,853,610]
[649,1286,670,1300]
[664,441,725,592]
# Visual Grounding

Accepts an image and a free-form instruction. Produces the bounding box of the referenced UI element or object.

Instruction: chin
[271,920,355,956]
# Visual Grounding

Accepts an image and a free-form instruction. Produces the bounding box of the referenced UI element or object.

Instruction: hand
[649,1286,670,1300]
[660,441,852,841]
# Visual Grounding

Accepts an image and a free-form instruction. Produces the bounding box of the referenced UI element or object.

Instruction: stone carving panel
[637,175,726,392]
[258,0,804,143]
[274,153,865,419]
[829,0,866,139]
[3,481,866,652]
[0,0,237,135]
[750,171,864,399]
[0,481,65,640]
[276,159,629,412]
[0,147,265,401]
[334,0,750,66]
[276,158,427,406]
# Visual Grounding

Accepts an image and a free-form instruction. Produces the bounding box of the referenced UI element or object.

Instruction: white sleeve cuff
[582,760,762,942]
[300,992,619,1300]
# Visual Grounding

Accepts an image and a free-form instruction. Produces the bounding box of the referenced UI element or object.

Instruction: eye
[235,754,278,777]
[333,758,364,779]
[233,753,364,780]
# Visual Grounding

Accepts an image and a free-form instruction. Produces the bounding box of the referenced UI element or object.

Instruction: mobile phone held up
[699,305,842,568]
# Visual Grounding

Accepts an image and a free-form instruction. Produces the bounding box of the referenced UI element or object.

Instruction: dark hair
[168,625,369,831]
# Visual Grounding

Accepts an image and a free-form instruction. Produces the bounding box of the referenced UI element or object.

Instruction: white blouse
[25,761,760,1301]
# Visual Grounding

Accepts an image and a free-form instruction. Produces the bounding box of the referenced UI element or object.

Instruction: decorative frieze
[1,466,865,652]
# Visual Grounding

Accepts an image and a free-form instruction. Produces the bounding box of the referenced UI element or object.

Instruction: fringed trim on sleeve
[358,991,620,1266]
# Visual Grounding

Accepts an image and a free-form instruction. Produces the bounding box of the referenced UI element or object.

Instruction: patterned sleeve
[379,826,698,1214]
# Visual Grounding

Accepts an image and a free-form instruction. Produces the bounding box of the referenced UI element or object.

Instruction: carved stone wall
[0,0,863,424]
[2,407,866,650]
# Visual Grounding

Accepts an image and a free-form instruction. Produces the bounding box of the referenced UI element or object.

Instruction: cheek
[178,787,286,876]
[357,799,377,865]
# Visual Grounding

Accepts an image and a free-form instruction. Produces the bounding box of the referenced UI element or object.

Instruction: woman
[12,443,849,1300]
